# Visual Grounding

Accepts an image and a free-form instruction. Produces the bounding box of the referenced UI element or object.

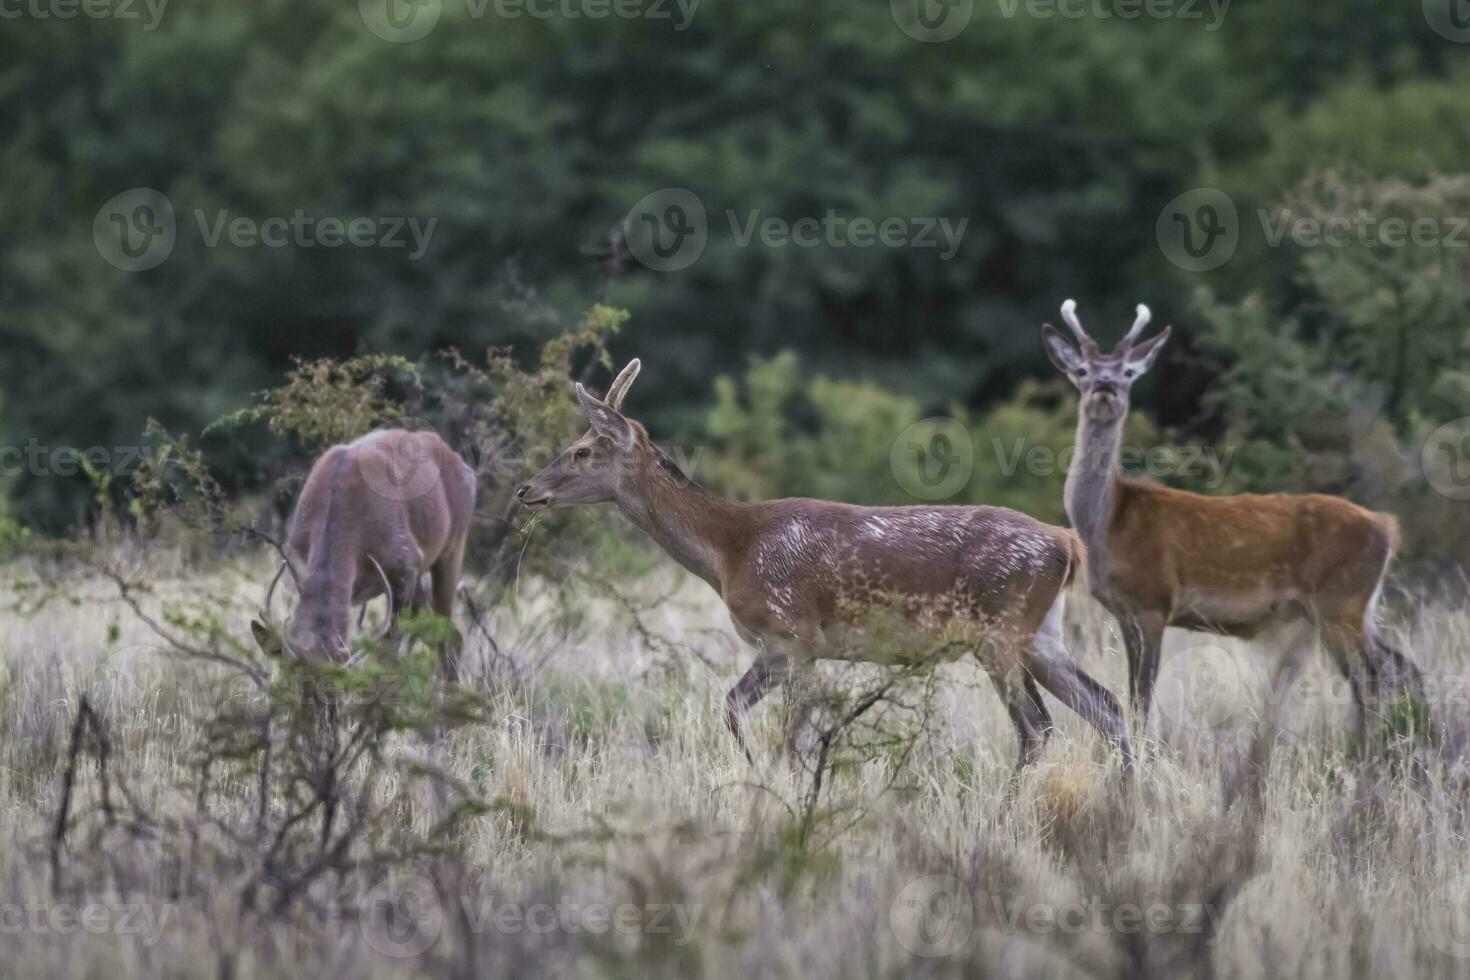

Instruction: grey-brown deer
[1040,299,1422,737]
[517,359,1133,772]
[252,428,477,680]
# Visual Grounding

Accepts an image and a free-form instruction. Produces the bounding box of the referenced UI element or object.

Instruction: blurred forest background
[2,0,1469,564]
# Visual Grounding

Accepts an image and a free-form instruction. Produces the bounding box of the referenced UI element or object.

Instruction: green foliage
[1376,692,1433,753]
[700,353,1158,526]
[0,516,30,560]
[130,418,231,533]
[213,353,421,448]
[704,351,919,504]
[6,1,1465,534]
[1192,169,1470,559]
[2,3,1468,571]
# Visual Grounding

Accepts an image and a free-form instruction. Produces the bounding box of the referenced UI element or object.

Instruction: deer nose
[515,484,530,499]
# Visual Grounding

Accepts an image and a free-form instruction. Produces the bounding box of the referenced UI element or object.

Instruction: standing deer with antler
[251,429,477,680]
[516,359,1134,773]
[1040,299,1423,737]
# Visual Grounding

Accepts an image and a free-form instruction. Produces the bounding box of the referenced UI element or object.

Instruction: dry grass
[3,547,1470,979]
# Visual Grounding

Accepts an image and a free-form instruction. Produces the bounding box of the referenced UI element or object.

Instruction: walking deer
[251,428,477,680]
[516,359,1134,772]
[1040,299,1423,737]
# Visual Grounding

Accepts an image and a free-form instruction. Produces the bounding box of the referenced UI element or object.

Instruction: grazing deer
[251,428,477,680]
[516,359,1134,773]
[1040,299,1422,736]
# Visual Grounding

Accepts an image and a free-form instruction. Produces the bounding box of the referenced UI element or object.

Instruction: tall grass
[2,548,1469,979]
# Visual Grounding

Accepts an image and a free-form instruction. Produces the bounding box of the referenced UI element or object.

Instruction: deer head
[250,558,297,659]
[249,554,394,662]
[516,358,653,508]
[1041,299,1172,424]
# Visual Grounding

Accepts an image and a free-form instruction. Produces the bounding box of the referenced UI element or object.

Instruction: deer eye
[1075,368,1089,378]
[574,447,592,460]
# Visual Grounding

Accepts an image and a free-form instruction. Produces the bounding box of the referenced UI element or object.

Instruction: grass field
[3,546,1470,979]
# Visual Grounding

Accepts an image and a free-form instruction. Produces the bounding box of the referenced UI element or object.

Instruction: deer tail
[1373,510,1402,557]
[1062,529,1088,592]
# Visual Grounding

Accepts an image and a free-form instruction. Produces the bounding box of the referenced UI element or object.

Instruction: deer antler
[264,561,288,620]
[1121,303,1152,347]
[604,358,642,411]
[1059,299,1100,353]
[367,556,395,640]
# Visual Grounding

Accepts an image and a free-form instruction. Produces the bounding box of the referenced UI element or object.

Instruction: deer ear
[1041,324,1085,375]
[1125,325,1172,373]
[251,618,284,659]
[575,382,633,445]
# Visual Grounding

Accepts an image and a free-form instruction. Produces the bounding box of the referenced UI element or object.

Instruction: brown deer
[1040,299,1423,737]
[251,428,477,680]
[516,359,1134,772]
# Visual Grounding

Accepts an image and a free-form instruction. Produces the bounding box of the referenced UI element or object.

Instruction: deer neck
[294,508,359,650]
[1065,411,1124,552]
[614,454,737,591]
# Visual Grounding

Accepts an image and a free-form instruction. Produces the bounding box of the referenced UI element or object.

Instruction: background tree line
[2,0,1468,563]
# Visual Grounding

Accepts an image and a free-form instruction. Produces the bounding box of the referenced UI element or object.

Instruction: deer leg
[429,536,467,684]
[987,666,1054,776]
[1365,631,1425,706]
[724,653,791,764]
[781,660,818,763]
[1027,630,1135,770]
[1120,613,1166,728]
[1318,619,1372,744]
